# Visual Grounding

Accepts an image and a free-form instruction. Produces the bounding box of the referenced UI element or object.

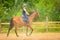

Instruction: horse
[7,11,39,37]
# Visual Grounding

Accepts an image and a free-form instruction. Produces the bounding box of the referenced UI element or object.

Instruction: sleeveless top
[22,9,26,14]
[22,9,27,18]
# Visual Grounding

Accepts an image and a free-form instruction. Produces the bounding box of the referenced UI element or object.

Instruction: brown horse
[7,11,39,37]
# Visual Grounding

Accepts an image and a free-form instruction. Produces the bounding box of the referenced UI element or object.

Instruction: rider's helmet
[22,3,27,8]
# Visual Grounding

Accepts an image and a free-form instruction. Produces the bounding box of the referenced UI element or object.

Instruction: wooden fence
[0,21,60,33]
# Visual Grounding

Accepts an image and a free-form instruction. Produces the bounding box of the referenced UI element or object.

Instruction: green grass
[1,27,60,33]
[48,23,60,27]
[48,28,60,32]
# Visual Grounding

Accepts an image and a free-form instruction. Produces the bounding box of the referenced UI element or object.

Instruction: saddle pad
[22,17,28,22]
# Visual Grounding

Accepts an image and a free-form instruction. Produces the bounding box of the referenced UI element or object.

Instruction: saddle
[22,17,28,22]
[22,16,29,26]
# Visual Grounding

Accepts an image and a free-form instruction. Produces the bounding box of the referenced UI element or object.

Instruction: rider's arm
[23,8,29,15]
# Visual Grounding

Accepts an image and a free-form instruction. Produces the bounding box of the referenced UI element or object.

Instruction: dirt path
[0,33,60,40]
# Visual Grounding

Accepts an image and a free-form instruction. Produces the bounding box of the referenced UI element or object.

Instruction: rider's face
[24,6,27,9]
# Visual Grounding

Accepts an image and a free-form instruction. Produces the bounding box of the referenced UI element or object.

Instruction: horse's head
[33,11,40,18]
[30,10,40,19]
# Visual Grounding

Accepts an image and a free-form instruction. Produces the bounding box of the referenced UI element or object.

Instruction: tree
[0,0,22,22]
[0,0,60,22]
[35,0,60,21]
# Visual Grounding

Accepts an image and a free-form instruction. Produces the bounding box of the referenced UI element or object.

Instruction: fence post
[46,16,48,32]
[0,19,1,33]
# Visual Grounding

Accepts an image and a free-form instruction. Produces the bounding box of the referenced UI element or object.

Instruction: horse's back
[13,16,21,20]
[12,16,22,22]
[13,16,26,25]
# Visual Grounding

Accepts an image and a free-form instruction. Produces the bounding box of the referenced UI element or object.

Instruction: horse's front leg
[26,26,33,36]
[29,26,33,35]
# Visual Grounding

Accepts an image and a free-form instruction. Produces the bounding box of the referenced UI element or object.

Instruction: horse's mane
[29,12,34,15]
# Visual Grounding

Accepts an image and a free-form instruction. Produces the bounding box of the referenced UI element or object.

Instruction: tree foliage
[35,0,60,21]
[0,0,60,22]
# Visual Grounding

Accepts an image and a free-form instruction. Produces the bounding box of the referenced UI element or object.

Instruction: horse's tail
[10,18,14,27]
[7,18,14,37]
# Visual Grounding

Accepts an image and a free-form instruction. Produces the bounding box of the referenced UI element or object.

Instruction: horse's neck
[30,13,36,20]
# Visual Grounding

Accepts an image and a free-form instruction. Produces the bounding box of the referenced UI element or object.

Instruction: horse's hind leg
[13,20,19,37]
[7,26,13,37]
[15,26,19,37]
[14,22,19,37]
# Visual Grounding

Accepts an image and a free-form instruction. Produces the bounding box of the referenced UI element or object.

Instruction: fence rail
[0,22,60,33]
[1,22,60,24]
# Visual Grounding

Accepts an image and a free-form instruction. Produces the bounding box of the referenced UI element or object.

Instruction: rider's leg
[26,15,29,26]
[22,14,29,26]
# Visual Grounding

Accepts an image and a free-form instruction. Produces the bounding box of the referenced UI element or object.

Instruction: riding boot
[26,20,29,26]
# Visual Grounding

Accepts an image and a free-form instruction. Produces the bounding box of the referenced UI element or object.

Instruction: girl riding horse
[7,4,40,37]
[22,4,29,26]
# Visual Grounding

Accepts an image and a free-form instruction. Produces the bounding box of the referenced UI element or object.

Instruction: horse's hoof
[17,35,19,37]
[7,35,9,37]
[26,34,30,36]
[7,36,8,37]
[26,35,28,36]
